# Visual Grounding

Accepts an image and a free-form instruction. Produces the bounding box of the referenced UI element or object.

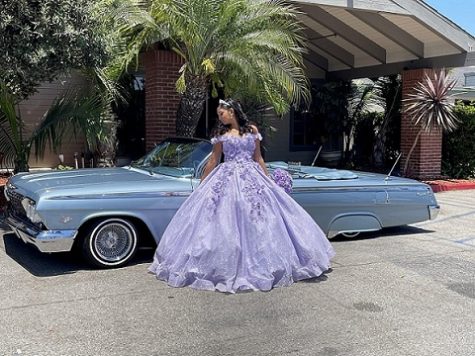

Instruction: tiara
[219,99,231,107]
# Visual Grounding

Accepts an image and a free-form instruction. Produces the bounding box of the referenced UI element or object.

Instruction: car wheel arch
[74,214,156,253]
[80,212,154,238]
[327,213,382,239]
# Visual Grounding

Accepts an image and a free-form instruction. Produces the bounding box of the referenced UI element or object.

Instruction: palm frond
[82,67,126,106]
[30,90,107,159]
[113,0,311,136]
[221,51,309,114]
[0,82,31,169]
[0,82,22,149]
[348,81,384,119]
[112,1,168,72]
[0,121,19,168]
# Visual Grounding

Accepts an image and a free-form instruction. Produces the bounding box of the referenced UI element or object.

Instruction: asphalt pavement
[0,190,474,356]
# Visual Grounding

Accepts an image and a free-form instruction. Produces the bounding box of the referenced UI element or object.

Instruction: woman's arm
[251,126,270,176]
[200,141,223,182]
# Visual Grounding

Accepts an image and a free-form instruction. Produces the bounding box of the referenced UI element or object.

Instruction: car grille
[7,189,27,220]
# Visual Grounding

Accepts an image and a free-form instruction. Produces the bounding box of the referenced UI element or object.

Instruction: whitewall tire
[82,218,138,268]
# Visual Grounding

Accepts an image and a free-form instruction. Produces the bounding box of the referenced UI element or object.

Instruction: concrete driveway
[0,190,473,356]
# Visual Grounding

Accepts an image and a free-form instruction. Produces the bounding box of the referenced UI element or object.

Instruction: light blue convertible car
[4,137,440,268]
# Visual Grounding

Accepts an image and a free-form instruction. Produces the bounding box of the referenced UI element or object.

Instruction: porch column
[142,49,183,150]
[400,68,443,179]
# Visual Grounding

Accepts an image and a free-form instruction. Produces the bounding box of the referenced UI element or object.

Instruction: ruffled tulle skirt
[149,160,334,293]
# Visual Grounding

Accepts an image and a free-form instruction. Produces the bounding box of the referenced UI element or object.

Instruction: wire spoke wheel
[83,218,138,268]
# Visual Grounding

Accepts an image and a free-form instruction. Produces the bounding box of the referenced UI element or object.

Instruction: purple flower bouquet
[271,168,293,194]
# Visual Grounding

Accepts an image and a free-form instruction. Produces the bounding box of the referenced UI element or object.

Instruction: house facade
[141,0,475,179]
[450,66,475,101]
[20,0,475,178]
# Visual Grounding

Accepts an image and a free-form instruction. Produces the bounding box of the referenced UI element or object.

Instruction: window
[464,72,475,87]
[289,107,319,151]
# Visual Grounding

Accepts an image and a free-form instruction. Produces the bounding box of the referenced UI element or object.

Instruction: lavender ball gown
[149,132,335,293]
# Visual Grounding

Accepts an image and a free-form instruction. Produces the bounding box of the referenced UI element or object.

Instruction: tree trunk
[373,120,387,167]
[373,133,385,167]
[343,124,354,165]
[176,74,208,137]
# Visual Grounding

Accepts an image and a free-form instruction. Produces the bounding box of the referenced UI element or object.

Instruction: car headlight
[4,181,14,201]
[4,181,18,202]
[21,198,42,223]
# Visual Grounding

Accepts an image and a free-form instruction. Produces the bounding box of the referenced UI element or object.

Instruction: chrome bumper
[429,205,440,220]
[6,214,77,253]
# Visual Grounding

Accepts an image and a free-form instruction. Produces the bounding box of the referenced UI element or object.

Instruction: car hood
[8,167,192,201]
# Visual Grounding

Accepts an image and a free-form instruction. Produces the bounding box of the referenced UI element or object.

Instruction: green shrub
[442,102,475,178]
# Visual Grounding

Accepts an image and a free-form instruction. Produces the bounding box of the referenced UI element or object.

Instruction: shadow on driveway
[2,232,154,277]
[2,224,434,277]
[330,225,436,242]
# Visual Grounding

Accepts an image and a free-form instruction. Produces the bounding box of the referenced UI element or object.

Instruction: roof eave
[392,0,475,52]
[328,52,475,80]
[291,0,410,15]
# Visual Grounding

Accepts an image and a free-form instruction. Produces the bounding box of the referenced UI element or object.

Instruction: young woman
[149,99,334,293]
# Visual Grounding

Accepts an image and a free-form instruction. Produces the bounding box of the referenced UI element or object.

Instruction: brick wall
[142,49,183,150]
[401,68,443,179]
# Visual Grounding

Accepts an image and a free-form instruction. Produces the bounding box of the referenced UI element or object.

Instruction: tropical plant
[0,0,128,172]
[348,75,402,169]
[345,79,385,164]
[115,0,310,137]
[312,80,351,143]
[372,75,401,166]
[402,70,458,176]
[306,76,400,169]
[353,111,385,167]
[0,72,118,172]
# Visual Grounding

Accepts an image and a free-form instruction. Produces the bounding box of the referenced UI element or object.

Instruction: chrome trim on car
[292,185,429,193]
[6,182,17,190]
[6,214,77,253]
[428,205,440,220]
[48,191,192,200]
[4,185,9,201]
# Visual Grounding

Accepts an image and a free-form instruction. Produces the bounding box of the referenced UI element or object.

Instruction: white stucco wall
[263,113,319,165]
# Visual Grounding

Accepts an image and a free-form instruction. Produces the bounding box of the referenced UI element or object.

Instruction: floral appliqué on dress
[207,133,267,223]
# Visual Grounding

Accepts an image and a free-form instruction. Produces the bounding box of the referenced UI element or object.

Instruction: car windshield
[130,139,212,177]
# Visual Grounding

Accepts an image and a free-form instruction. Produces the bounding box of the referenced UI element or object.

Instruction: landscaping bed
[424,179,475,193]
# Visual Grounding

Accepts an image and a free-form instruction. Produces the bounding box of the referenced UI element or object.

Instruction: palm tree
[344,79,385,164]
[372,75,401,167]
[402,70,459,176]
[115,0,310,137]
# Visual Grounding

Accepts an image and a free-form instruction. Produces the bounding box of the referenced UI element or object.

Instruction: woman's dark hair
[213,98,254,137]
